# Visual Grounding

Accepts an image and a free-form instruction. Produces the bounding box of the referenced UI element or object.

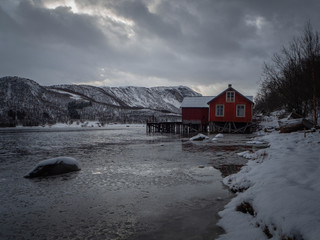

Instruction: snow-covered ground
[217,115,320,240]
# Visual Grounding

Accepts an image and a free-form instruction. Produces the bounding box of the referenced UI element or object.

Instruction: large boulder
[24,157,81,178]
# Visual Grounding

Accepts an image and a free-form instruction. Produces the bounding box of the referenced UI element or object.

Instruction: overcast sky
[1,0,320,96]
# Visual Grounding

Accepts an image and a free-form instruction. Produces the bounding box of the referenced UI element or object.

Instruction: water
[0,125,248,240]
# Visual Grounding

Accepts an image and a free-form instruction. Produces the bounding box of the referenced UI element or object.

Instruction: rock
[215,133,224,138]
[190,134,209,141]
[24,157,81,178]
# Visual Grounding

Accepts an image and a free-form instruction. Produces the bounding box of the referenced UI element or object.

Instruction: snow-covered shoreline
[217,128,320,239]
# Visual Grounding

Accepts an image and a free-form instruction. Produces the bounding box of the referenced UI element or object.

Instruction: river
[0,125,251,240]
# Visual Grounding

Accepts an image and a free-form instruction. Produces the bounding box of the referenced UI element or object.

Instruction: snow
[211,133,224,142]
[278,118,303,126]
[102,85,199,112]
[189,133,209,141]
[246,140,265,144]
[217,129,320,240]
[35,157,80,168]
[180,96,215,108]
[49,88,84,100]
[237,149,267,160]
[215,133,224,138]
[256,110,286,131]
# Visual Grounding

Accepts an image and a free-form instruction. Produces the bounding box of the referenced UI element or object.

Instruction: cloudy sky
[1,0,320,96]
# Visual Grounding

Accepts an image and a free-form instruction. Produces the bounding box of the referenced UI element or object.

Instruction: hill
[0,76,200,126]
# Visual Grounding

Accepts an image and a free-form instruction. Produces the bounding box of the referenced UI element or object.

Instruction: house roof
[207,86,254,104]
[180,96,215,108]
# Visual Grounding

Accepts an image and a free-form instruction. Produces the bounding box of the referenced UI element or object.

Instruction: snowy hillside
[48,84,124,108]
[49,84,200,112]
[0,76,71,126]
[102,85,199,112]
[0,76,200,126]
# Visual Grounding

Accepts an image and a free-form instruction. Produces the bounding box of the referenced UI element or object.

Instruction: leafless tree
[256,22,320,127]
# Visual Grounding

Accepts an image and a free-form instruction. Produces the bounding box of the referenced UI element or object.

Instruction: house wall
[182,108,209,124]
[209,91,253,123]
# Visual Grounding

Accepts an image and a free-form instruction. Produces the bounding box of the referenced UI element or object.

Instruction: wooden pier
[146,122,208,134]
[209,122,256,133]
[146,121,257,134]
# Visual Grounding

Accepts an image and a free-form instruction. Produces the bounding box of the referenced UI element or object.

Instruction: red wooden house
[180,96,214,125]
[180,84,254,133]
[207,84,254,132]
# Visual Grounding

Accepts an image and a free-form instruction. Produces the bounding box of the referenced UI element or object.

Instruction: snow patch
[212,133,224,142]
[215,133,224,138]
[189,133,209,141]
[35,157,80,168]
[246,140,265,144]
[49,88,84,100]
[237,149,267,160]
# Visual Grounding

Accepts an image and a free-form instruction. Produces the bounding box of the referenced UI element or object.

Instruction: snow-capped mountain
[102,86,195,112]
[0,76,201,126]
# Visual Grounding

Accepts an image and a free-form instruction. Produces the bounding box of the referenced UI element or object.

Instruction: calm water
[0,125,238,240]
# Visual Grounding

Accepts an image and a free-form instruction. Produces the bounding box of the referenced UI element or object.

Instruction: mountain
[0,76,201,127]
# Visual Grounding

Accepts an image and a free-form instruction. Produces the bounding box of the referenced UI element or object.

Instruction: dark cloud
[110,0,182,40]
[16,1,107,48]
[1,0,320,95]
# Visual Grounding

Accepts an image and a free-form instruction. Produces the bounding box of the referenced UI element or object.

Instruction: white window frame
[236,104,246,117]
[226,91,235,102]
[216,104,224,117]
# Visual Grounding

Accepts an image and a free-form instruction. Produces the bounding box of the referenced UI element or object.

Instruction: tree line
[255,22,320,126]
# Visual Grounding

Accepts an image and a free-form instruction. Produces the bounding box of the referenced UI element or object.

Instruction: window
[216,104,224,117]
[226,91,235,102]
[236,104,245,117]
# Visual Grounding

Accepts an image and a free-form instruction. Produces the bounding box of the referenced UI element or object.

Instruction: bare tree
[256,22,320,127]
[300,21,320,127]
